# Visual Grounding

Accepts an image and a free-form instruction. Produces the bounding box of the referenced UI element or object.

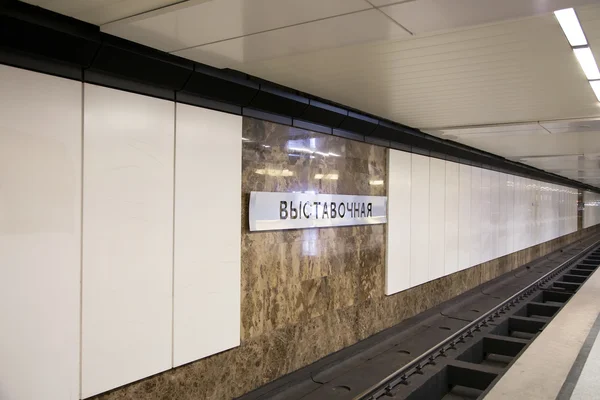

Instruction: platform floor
[484,265,600,400]
[567,315,600,399]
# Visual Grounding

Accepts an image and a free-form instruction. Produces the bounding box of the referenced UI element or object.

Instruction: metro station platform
[5,3,600,400]
[484,252,600,400]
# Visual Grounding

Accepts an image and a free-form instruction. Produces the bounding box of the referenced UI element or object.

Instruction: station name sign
[249,192,387,232]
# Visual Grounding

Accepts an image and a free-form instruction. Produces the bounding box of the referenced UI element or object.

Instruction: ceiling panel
[368,0,409,6]
[540,118,600,134]
[174,9,410,67]
[517,155,600,180]
[232,9,600,128]
[430,123,549,140]
[380,0,598,35]
[449,130,600,158]
[101,0,371,52]
[23,0,185,25]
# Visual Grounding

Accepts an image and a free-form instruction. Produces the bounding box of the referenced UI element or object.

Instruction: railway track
[355,238,600,400]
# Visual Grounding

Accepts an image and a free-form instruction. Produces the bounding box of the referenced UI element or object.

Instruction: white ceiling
[23,0,600,188]
[429,119,600,184]
[24,0,185,25]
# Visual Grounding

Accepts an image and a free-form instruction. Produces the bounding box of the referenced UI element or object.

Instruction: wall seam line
[408,153,412,291]
[171,102,177,368]
[78,82,85,400]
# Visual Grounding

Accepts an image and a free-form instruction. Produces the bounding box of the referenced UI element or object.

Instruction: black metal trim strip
[0,0,597,192]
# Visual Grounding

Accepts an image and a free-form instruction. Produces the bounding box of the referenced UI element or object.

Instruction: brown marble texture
[92,118,600,400]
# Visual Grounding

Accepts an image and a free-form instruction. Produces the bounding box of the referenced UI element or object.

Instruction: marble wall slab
[239,118,387,341]
[91,118,600,400]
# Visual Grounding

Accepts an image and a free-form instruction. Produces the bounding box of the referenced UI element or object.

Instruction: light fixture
[589,80,600,102]
[574,47,600,80]
[555,8,600,103]
[554,8,587,46]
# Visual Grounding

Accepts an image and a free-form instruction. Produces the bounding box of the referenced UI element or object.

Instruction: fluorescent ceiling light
[590,80,600,102]
[554,8,587,46]
[574,47,600,80]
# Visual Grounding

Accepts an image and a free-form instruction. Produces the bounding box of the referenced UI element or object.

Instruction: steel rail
[354,237,600,400]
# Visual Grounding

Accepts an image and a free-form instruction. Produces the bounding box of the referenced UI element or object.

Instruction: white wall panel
[480,169,492,262]
[410,154,430,287]
[568,189,573,233]
[513,177,523,251]
[538,182,544,244]
[569,191,573,233]
[565,188,569,234]
[561,187,565,235]
[458,164,471,270]
[573,191,576,232]
[524,179,533,248]
[524,180,529,247]
[564,188,568,235]
[569,190,573,233]
[543,185,548,242]
[559,188,565,236]
[547,186,552,241]
[552,186,559,239]
[445,162,459,276]
[490,171,500,259]
[429,158,446,281]
[497,173,507,257]
[470,167,482,266]
[565,189,570,234]
[564,188,577,233]
[549,186,555,240]
[571,191,585,232]
[542,185,550,242]
[584,191,600,228]
[386,150,412,295]
[534,181,540,244]
[561,188,566,233]
[173,104,242,366]
[536,182,542,243]
[0,65,82,400]
[506,175,515,254]
[552,186,557,239]
[554,186,560,237]
[521,177,528,250]
[81,84,174,398]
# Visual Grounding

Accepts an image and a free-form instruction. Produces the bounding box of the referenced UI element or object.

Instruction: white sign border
[249,191,387,232]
